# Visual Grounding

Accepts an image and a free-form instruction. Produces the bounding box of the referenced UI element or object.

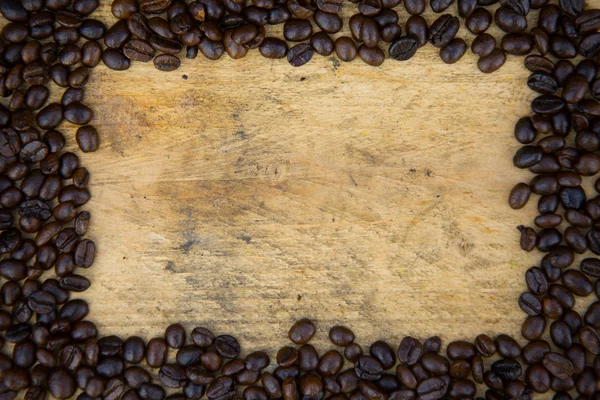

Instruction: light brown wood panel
[6,1,600,355]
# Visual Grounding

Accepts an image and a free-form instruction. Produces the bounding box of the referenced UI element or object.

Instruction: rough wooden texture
[6,2,600,354]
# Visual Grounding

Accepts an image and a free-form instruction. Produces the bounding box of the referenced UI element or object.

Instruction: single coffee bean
[123,39,155,62]
[471,33,496,56]
[389,36,419,60]
[287,43,313,67]
[478,48,506,73]
[440,38,466,63]
[335,37,358,62]
[310,32,335,56]
[154,54,181,72]
[429,14,459,48]
[496,6,527,32]
[102,49,131,71]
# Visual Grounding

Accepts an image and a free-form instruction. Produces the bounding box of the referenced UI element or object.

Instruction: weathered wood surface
[8,1,600,353]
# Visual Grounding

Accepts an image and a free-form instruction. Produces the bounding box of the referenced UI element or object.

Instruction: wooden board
[5,2,599,354]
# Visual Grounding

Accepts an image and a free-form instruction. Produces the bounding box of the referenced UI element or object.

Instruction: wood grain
[5,1,599,354]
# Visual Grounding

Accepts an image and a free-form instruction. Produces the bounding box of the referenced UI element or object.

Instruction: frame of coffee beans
[2,0,600,397]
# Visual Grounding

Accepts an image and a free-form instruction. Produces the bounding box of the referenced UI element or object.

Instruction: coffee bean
[215,335,240,358]
[315,350,342,376]
[297,344,318,372]
[389,36,418,61]
[139,383,166,400]
[495,334,521,358]
[447,341,476,360]
[154,54,181,72]
[440,38,466,63]
[474,334,496,357]
[335,37,358,62]
[397,337,422,365]
[287,43,313,67]
[207,376,237,400]
[355,356,383,380]
[416,377,447,400]
[259,38,287,58]
[102,49,131,70]
[146,338,168,368]
[404,0,426,14]
[358,45,385,66]
[466,8,492,33]
[429,14,459,48]
[421,353,449,375]
[491,358,522,381]
[543,353,574,379]
[48,367,76,399]
[28,291,56,314]
[159,364,186,388]
[244,351,269,371]
[112,0,139,18]
[75,126,99,153]
[478,48,506,73]
[405,16,428,47]
[191,327,215,347]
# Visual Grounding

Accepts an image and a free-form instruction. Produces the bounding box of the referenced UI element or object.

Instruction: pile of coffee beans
[3,0,600,397]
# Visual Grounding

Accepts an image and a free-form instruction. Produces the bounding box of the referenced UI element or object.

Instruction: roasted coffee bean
[447,341,476,360]
[389,36,418,60]
[380,23,402,43]
[123,40,155,63]
[416,377,446,400]
[189,327,214,348]
[370,341,395,369]
[186,366,214,385]
[244,351,269,371]
[404,0,426,14]
[139,383,166,400]
[358,45,385,66]
[259,38,287,58]
[440,38,466,63]
[495,334,521,358]
[298,344,318,372]
[421,353,449,375]
[514,117,537,143]
[287,43,313,67]
[112,0,139,18]
[543,353,574,379]
[355,356,383,380]
[309,32,334,56]
[122,337,146,365]
[159,364,186,388]
[102,48,132,72]
[458,0,477,16]
[235,367,260,384]
[478,48,506,73]
[496,6,527,32]
[334,37,357,62]
[140,0,173,13]
[207,376,237,400]
[491,358,522,381]
[429,15,459,48]
[48,367,76,399]
[154,55,181,72]
[474,334,496,357]
[345,343,363,363]
[500,33,533,55]
[466,8,492,33]
[63,103,94,125]
[405,16,428,47]
[508,182,531,208]
[214,335,240,358]
[397,337,422,365]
